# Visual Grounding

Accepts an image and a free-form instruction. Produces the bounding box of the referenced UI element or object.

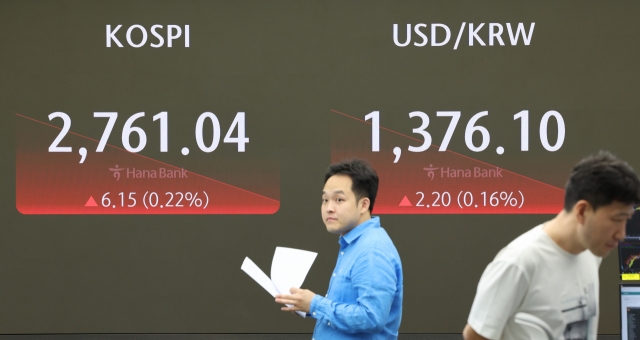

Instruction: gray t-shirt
[468,224,601,340]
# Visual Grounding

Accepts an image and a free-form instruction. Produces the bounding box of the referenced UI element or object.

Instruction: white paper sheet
[241,247,318,318]
[271,247,318,296]
[241,257,279,297]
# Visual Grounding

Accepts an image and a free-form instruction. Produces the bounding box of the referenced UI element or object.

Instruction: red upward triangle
[398,196,412,207]
[85,196,98,207]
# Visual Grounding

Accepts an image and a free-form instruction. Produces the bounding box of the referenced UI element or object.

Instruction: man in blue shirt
[275,159,403,339]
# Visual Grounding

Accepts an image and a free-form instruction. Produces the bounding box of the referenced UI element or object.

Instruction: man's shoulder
[492,225,549,265]
[356,225,401,258]
[510,224,546,245]
[359,224,394,244]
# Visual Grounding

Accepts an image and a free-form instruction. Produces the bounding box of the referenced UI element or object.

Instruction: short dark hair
[564,151,640,211]
[325,159,379,213]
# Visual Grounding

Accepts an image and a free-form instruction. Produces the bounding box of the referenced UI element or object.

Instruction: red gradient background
[330,110,565,214]
[16,114,279,214]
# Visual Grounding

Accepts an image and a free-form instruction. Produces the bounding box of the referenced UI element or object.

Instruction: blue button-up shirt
[309,217,403,339]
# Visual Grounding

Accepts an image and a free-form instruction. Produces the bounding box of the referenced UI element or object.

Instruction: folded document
[241,247,318,317]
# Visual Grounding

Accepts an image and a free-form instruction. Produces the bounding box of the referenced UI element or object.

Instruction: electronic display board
[2,0,639,335]
[621,209,640,280]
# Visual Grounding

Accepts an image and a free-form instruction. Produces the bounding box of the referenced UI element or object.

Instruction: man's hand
[463,324,490,340]
[275,287,316,313]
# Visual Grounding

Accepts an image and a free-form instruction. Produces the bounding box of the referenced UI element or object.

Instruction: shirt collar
[339,216,380,246]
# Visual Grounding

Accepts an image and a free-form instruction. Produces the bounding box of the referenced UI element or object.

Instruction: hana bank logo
[110,165,125,181]
[423,164,503,180]
[108,165,188,180]
[423,164,438,180]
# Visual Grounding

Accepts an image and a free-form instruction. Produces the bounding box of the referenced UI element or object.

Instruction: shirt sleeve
[467,259,530,340]
[309,247,398,334]
[589,257,600,340]
[588,313,599,340]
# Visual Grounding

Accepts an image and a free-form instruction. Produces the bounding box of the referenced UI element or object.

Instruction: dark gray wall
[1,0,637,335]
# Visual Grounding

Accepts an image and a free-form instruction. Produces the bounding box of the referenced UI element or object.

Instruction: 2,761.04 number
[47,111,249,154]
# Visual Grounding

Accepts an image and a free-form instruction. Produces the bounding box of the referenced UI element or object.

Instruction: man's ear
[573,199,591,225]
[359,197,371,214]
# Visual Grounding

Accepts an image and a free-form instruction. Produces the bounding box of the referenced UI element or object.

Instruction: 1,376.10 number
[365,110,564,153]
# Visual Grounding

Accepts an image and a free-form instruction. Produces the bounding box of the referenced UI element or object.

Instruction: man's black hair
[564,151,640,211]
[325,159,378,213]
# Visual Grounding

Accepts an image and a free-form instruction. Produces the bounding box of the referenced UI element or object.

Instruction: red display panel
[330,110,564,214]
[16,114,279,214]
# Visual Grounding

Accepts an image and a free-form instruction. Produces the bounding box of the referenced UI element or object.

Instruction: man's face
[321,174,366,236]
[579,201,635,257]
